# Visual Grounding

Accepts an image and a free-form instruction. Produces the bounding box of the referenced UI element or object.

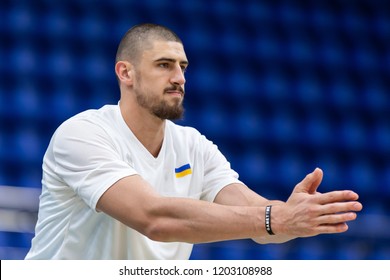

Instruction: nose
[170,65,186,86]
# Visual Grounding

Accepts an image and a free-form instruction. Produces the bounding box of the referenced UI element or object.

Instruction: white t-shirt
[25,104,242,259]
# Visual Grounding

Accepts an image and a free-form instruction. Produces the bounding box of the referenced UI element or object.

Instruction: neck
[119,99,165,158]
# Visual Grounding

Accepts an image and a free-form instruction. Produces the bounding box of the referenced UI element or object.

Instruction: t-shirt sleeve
[51,118,137,211]
[199,135,243,202]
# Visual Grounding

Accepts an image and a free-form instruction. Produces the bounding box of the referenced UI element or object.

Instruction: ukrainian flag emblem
[175,163,192,178]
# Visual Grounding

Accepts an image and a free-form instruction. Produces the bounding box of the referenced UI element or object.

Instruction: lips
[166,90,183,96]
[165,87,184,97]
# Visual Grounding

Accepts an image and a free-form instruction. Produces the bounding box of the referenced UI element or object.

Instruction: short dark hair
[115,23,183,65]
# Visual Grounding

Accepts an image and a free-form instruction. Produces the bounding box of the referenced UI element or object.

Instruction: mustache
[164,85,184,94]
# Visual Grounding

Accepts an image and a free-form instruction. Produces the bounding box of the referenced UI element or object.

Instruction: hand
[272,168,363,238]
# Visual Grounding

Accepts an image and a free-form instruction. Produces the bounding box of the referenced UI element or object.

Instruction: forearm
[146,196,291,244]
[97,176,271,243]
[136,196,267,243]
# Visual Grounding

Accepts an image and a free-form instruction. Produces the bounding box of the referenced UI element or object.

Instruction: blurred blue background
[0,0,389,260]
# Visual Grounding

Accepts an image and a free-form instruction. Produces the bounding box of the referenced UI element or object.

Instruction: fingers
[283,168,363,238]
[293,212,357,236]
[316,223,349,234]
[316,211,358,225]
[306,198,362,222]
[281,192,362,237]
[305,201,362,235]
[293,168,323,194]
[319,200,363,214]
[316,190,360,205]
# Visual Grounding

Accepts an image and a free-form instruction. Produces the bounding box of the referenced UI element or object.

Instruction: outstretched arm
[96,168,362,244]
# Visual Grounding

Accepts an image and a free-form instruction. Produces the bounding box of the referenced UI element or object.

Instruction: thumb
[293,168,323,194]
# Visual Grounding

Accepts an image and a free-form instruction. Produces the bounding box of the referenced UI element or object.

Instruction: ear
[115,61,134,86]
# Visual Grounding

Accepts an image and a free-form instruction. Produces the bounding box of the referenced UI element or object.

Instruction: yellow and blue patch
[175,163,192,178]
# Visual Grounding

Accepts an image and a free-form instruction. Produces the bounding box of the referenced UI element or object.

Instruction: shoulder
[48,105,122,163]
[52,105,119,145]
[56,105,117,133]
[65,105,117,124]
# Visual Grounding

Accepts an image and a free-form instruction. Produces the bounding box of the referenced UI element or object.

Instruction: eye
[181,65,188,73]
[158,63,169,69]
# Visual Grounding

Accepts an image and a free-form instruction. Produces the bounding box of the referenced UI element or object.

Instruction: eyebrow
[154,57,189,66]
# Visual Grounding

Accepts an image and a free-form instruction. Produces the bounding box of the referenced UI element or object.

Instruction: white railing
[0,185,41,233]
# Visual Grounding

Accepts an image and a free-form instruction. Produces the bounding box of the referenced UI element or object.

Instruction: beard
[135,89,185,120]
[133,74,185,120]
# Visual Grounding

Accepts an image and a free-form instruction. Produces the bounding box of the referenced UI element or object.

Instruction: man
[25,23,362,259]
